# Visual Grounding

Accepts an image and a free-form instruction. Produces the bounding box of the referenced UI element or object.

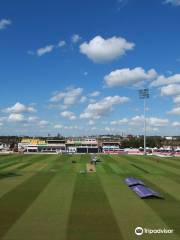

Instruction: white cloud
[105,67,157,87]
[64,125,81,130]
[111,116,169,127]
[87,120,95,125]
[60,111,76,120]
[163,0,180,6]
[38,120,49,127]
[8,113,24,122]
[0,122,3,127]
[151,74,180,87]
[148,117,169,127]
[173,95,180,104]
[50,92,66,102]
[146,126,159,132]
[160,84,180,96]
[79,96,87,103]
[130,116,169,127]
[80,35,135,63]
[0,19,11,30]
[80,95,129,119]
[27,116,39,123]
[168,106,180,115]
[62,88,82,105]
[50,87,83,107]
[89,91,100,97]
[104,127,116,133]
[172,121,180,127]
[111,118,129,125]
[30,40,66,56]
[58,40,66,47]
[129,115,144,125]
[71,34,82,43]
[54,124,63,129]
[4,102,36,114]
[37,45,54,56]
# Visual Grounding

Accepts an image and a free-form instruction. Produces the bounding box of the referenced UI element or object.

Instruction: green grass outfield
[0,154,180,240]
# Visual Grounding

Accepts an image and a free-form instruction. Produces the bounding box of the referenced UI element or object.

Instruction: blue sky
[0,0,180,136]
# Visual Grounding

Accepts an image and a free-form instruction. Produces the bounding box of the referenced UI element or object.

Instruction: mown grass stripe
[0,158,15,167]
[0,155,48,180]
[0,159,23,170]
[0,171,56,239]
[100,154,142,177]
[66,172,123,240]
[0,155,66,201]
[147,155,180,170]
[112,155,180,238]
[101,161,118,174]
[13,156,45,171]
[0,155,21,165]
[0,154,43,171]
[122,155,180,182]
[141,177,180,237]
[171,157,180,163]
[3,157,77,240]
[98,155,180,240]
[0,154,179,240]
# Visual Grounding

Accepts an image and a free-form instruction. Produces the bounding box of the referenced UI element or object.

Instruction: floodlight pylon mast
[139,89,149,155]
[144,96,147,155]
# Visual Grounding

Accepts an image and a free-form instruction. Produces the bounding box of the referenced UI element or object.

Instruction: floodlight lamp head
[139,89,149,99]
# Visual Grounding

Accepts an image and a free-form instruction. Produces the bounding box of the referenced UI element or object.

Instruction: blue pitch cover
[124,177,145,187]
[131,185,161,199]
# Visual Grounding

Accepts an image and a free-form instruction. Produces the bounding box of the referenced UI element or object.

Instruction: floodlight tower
[139,89,149,155]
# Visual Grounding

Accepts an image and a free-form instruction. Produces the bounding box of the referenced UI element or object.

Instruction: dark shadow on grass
[131,163,150,173]
[0,172,22,179]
